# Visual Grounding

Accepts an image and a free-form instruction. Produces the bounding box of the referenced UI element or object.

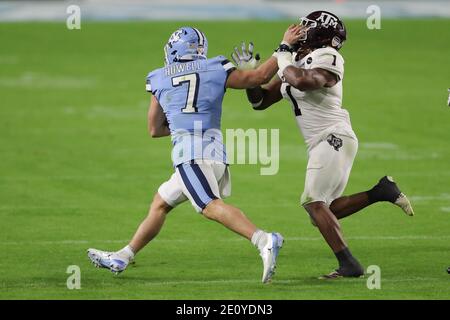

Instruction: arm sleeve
[210,55,236,90]
[145,71,158,95]
[220,58,236,75]
[145,78,152,92]
[311,49,344,81]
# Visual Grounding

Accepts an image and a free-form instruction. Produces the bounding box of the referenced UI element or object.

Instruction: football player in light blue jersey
[88,26,284,283]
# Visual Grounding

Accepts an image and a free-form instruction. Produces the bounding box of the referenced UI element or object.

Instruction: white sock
[116,245,135,261]
[251,230,269,251]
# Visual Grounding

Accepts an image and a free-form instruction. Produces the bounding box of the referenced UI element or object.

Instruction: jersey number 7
[172,73,200,113]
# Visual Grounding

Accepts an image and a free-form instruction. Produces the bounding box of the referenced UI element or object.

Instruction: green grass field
[1,19,449,299]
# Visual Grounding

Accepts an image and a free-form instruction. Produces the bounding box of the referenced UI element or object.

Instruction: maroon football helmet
[296,11,347,51]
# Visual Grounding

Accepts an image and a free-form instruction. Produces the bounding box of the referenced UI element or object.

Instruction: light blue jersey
[146,56,235,166]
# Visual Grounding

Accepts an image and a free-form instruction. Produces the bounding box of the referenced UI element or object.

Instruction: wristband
[280,41,292,48]
[276,44,293,53]
[251,98,263,108]
[277,51,293,75]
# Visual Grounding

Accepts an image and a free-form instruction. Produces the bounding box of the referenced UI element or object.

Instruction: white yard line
[410,194,450,202]
[0,72,96,89]
[357,142,441,160]
[395,171,450,177]
[2,235,450,246]
[128,277,444,287]
[287,235,450,241]
[0,192,448,211]
[359,142,399,150]
[0,55,19,64]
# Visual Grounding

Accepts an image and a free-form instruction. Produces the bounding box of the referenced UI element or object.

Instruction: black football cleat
[319,264,364,280]
[319,270,344,280]
[373,176,414,216]
[319,268,364,280]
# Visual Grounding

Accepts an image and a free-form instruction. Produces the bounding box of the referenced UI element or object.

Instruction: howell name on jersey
[163,60,202,77]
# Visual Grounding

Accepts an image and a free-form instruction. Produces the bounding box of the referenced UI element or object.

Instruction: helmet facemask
[298,17,318,42]
[291,17,318,52]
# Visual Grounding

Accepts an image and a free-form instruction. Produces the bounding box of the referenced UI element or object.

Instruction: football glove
[448,88,450,106]
[231,42,261,70]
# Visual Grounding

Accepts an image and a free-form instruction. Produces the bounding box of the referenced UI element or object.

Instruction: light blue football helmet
[164,27,208,65]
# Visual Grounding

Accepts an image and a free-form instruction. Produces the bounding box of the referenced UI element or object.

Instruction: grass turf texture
[0,19,449,299]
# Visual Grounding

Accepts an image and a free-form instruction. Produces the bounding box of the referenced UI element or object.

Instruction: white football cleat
[87,248,129,274]
[394,193,414,216]
[259,232,284,284]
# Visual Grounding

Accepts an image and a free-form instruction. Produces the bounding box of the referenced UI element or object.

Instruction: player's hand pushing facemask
[231,42,261,70]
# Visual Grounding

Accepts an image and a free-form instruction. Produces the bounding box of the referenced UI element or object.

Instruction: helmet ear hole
[331,36,342,49]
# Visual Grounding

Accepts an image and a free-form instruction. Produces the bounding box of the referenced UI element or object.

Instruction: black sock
[335,247,356,267]
[367,177,400,204]
[334,247,364,277]
[334,248,364,277]
[366,187,379,204]
[366,184,385,204]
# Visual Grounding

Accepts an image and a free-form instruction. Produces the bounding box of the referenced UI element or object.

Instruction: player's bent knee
[301,202,320,228]
[202,199,227,220]
[151,193,173,214]
[303,200,327,213]
[303,201,331,227]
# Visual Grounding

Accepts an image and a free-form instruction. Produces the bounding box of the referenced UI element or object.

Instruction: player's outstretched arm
[246,77,283,110]
[227,41,280,108]
[226,56,278,89]
[280,63,337,91]
[148,96,170,138]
